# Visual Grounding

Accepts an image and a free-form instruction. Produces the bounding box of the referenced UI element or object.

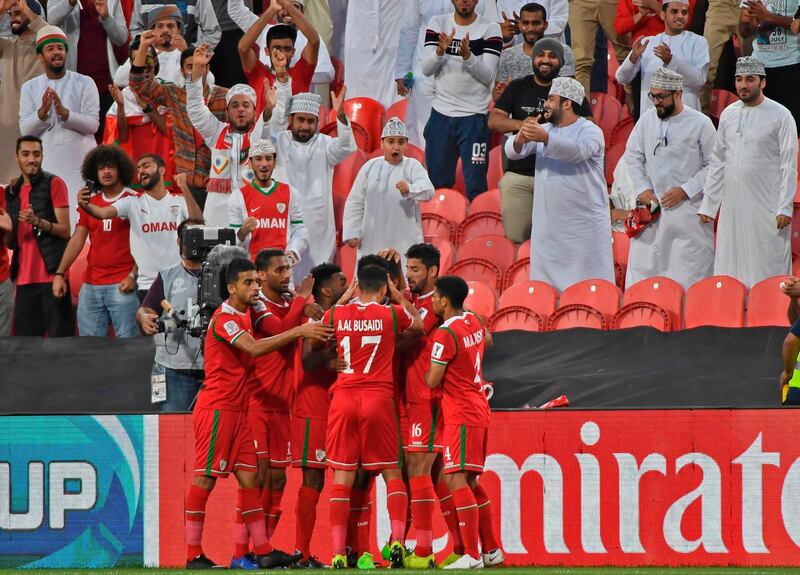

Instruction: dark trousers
[424,108,490,200]
[764,63,800,131]
[210,30,248,88]
[14,282,74,337]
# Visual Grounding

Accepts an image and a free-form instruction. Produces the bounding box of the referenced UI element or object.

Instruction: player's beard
[533,62,559,83]
[140,170,161,191]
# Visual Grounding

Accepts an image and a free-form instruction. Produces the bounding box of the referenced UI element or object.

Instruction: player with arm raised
[426,275,503,570]
[184,257,332,570]
[323,262,424,569]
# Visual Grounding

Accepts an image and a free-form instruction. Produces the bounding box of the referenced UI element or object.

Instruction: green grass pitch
[2,568,798,574]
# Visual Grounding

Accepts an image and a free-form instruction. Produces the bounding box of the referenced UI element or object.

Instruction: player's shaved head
[434,275,468,309]
[358,264,389,294]
[255,248,287,271]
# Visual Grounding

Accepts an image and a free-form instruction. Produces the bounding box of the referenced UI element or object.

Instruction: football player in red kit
[291,263,348,567]
[323,262,424,568]
[426,275,504,570]
[185,258,332,570]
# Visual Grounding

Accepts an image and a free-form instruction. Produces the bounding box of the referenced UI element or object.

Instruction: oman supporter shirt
[77,190,136,285]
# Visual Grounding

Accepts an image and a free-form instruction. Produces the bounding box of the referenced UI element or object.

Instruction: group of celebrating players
[183,242,503,570]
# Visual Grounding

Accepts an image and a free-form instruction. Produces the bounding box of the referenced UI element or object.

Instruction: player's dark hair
[16,135,42,152]
[406,243,440,272]
[520,2,547,18]
[181,46,196,67]
[255,248,286,271]
[81,144,136,187]
[357,264,388,294]
[386,256,402,282]
[357,254,390,274]
[435,275,468,309]
[138,153,166,169]
[226,257,256,285]
[267,23,297,48]
[311,263,342,300]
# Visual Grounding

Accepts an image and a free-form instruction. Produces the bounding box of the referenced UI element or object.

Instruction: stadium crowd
[0,0,800,567]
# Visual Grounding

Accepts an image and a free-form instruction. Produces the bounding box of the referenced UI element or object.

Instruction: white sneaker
[482,548,505,567]
[443,554,484,569]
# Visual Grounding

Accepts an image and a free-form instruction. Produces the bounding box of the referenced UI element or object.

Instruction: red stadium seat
[747,275,791,327]
[320,120,373,154]
[385,98,408,122]
[503,257,530,290]
[611,231,630,267]
[605,141,626,186]
[487,146,504,191]
[792,206,800,255]
[684,275,747,328]
[489,306,545,332]
[367,143,426,166]
[330,97,385,152]
[449,258,503,290]
[68,243,90,306]
[464,280,497,320]
[609,116,634,148]
[422,213,456,243]
[421,188,469,227]
[710,89,739,118]
[589,92,623,147]
[623,276,684,329]
[470,187,501,216]
[427,236,455,274]
[457,212,505,245]
[517,239,531,260]
[331,148,368,198]
[547,304,607,331]
[499,280,558,320]
[611,301,672,331]
[457,235,516,275]
[335,244,357,283]
[559,278,622,323]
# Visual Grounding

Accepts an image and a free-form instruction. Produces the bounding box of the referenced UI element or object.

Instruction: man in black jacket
[0,135,73,336]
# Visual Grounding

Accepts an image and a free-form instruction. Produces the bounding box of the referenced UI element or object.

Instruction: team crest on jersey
[277,203,286,214]
[171,205,180,216]
[219,459,227,471]
[315,449,326,462]
[224,320,239,335]
[432,342,445,360]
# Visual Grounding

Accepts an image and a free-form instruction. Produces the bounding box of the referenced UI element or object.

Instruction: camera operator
[488,38,593,244]
[137,218,205,412]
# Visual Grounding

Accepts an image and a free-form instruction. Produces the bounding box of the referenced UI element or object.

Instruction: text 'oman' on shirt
[423,33,503,59]
[254,217,287,229]
[338,319,384,332]
[141,221,179,233]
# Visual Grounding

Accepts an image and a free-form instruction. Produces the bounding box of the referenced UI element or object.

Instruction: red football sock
[295,485,321,558]
[385,479,408,544]
[348,485,371,554]
[409,475,435,557]
[473,484,499,552]
[451,486,479,558]
[234,508,250,557]
[330,483,351,556]
[266,488,284,539]
[436,480,464,555]
[239,487,273,555]
[260,486,271,529]
[185,484,212,561]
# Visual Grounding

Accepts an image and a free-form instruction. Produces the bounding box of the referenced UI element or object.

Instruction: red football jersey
[198,301,255,411]
[249,292,307,412]
[232,180,293,260]
[323,301,413,393]
[404,290,442,404]
[430,312,490,427]
[77,191,136,285]
[247,52,316,113]
[293,317,336,419]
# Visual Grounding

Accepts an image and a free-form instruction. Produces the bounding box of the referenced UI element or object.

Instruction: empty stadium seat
[605,141,626,186]
[623,276,684,329]
[457,235,515,275]
[609,116,634,148]
[710,89,739,118]
[684,275,747,328]
[612,231,630,267]
[330,97,385,152]
[335,244,356,283]
[68,243,90,306]
[489,306,545,332]
[464,280,497,319]
[517,239,531,260]
[332,148,368,197]
[470,187,501,216]
[559,278,622,323]
[589,92,623,146]
[385,98,408,122]
[320,120,373,153]
[547,304,607,330]
[503,257,530,290]
[611,301,672,331]
[457,212,505,245]
[747,275,791,327]
[487,146,504,191]
[792,206,800,255]
[450,258,503,290]
[427,236,455,274]
[422,213,456,243]
[498,280,558,320]
[421,188,469,227]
